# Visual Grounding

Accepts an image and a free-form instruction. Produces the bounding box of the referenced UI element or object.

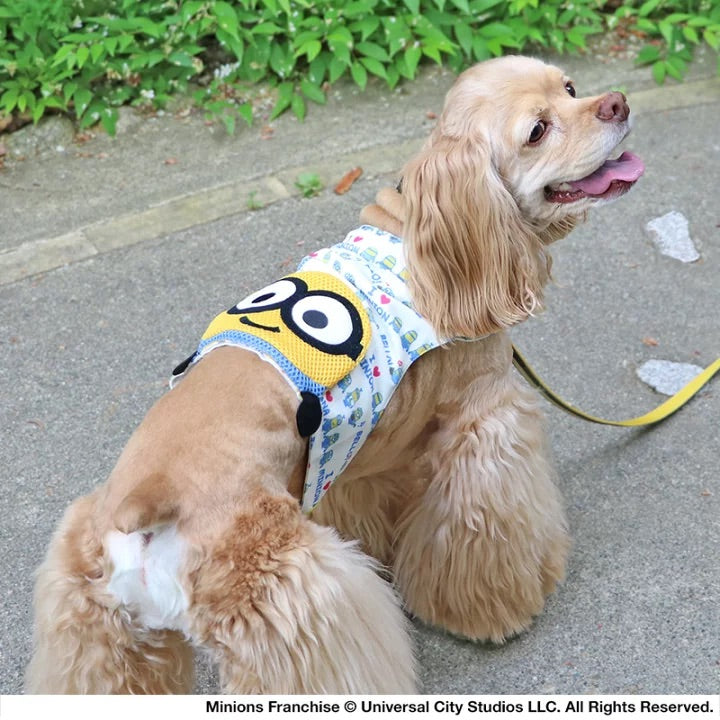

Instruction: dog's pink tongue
[570,151,645,195]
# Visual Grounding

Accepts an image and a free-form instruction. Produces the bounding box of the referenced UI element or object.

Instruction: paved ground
[1,46,719,694]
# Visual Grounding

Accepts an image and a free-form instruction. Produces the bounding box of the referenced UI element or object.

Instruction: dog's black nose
[596,91,629,122]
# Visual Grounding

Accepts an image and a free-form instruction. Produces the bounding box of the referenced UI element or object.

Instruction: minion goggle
[174,271,371,436]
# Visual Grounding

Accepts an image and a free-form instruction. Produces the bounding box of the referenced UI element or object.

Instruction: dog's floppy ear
[112,473,179,534]
[402,134,549,339]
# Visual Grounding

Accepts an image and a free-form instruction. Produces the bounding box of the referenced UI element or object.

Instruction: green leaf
[76,45,89,68]
[270,44,295,79]
[1,87,19,113]
[566,29,583,49]
[639,0,663,18]
[291,92,306,120]
[687,16,712,28]
[52,45,74,67]
[181,1,205,24]
[168,52,196,68]
[665,55,687,80]
[557,8,576,24]
[213,1,240,39]
[238,102,254,127]
[300,78,326,104]
[293,31,323,48]
[658,20,674,47]
[79,99,104,129]
[253,22,284,35]
[351,17,381,42]
[74,87,92,116]
[119,35,135,52]
[682,26,699,45]
[44,97,66,110]
[308,55,329,85]
[480,22,515,39]
[382,16,410,55]
[100,107,118,136]
[295,40,322,61]
[386,64,400,89]
[295,171,323,197]
[343,1,375,18]
[217,30,244,63]
[90,43,104,64]
[327,27,354,51]
[32,100,45,124]
[422,43,442,64]
[360,56,388,79]
[404,45,422,76]
[270,81,294,120]
[634,18,657,33]
[449,0,470,13]
[356,42,390,62]
[329,56,348,83]
[454,22,473,55]
[350,61,368,89]
[635,44,660,65]
[403,0,420,13]
[665,13,691,24]
[652,59,666,84]
[486,37,505,55]
[471,0,507,10]
[524,26,546,45]
[63,81,78,102]
[133,18,163,38]
[222,112,236,135]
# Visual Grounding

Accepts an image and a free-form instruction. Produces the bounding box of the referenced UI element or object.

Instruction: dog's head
[401,55,644,339]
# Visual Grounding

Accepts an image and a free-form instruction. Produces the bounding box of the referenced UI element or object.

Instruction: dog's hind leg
[392,377,570,643]
[25,493,194,694]
[186,491,416,694]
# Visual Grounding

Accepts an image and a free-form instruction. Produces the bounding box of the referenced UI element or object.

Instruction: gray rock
[636,359,704,395]
[114,105,146,136]
[645,210,700,263]
[4,115,76,159]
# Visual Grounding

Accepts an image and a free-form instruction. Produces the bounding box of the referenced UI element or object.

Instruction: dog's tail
[112,472,180,534]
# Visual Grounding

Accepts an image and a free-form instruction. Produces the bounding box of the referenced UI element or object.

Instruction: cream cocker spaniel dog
[27,55,643,694]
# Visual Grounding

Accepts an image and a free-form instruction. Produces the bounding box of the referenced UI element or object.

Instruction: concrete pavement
[1,45,719,694]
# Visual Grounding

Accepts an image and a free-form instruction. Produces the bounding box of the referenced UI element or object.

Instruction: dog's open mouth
[545,151,645,203]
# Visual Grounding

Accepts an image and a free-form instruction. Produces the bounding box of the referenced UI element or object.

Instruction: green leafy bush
[0,0,718,135]
[614,0,720,84]
[0,0,213,134]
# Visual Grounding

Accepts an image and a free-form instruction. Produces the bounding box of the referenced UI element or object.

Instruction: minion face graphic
[200,271,371,389]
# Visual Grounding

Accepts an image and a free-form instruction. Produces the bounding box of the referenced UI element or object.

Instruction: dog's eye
[528,120,547,145]
[565,81,576,98]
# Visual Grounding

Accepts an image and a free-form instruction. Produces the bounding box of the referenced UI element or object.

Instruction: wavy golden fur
[27,56,638,693]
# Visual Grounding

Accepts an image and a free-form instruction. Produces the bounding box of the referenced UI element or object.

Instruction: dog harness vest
[171,225,444,512]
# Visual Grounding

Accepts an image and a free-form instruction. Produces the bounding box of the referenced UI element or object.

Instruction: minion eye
[286,292,364,358]
[232,279,300,313]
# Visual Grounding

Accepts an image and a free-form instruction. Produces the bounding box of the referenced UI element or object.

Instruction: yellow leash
[512,346,720,426]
